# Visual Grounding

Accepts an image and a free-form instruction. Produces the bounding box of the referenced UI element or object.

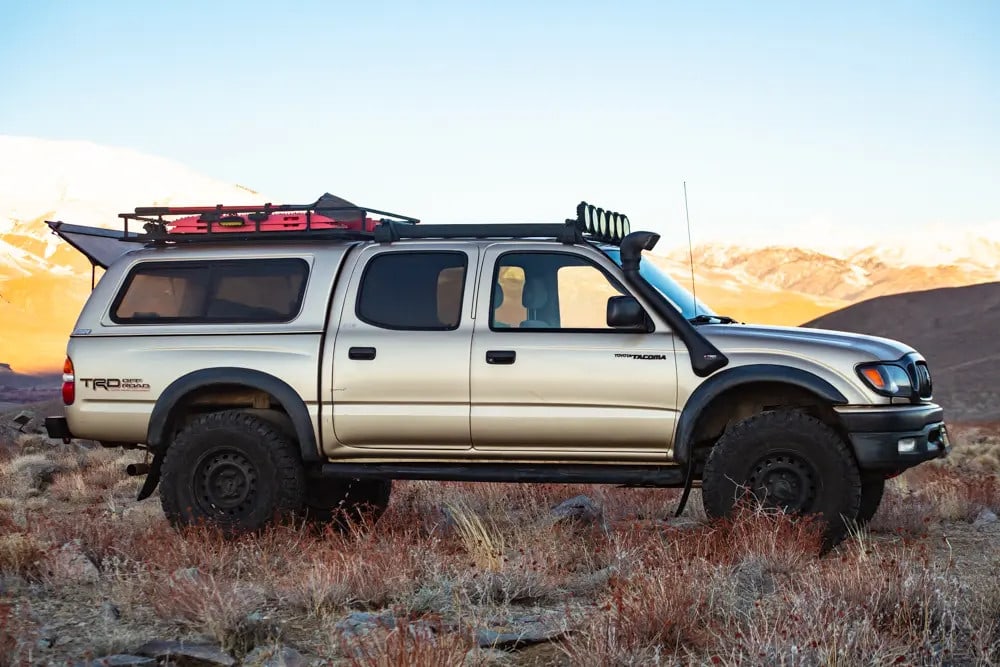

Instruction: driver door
[469,244,679,457]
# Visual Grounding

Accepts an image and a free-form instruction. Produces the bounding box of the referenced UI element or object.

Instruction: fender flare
[672,364,848,464]
[146,367,320,463]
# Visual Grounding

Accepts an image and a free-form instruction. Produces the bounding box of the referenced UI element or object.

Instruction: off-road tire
[856,473,886,526]
[160,411,305,532]
[301,478,392,527]
[701,409,862,547]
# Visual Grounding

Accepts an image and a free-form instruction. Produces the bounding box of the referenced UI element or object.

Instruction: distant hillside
[667,238,1000,303]
[805,282,1000,422]
[644,254,850,325]
[0,363,59,409]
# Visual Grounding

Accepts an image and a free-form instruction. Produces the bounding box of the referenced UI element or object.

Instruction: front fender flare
[672,364,848,464]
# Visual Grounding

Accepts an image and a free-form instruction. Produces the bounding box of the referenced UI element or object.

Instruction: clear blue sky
[1,1,997,246]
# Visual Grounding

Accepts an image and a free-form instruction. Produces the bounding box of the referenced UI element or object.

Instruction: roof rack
[107,194,632,247]
[117,192,419,244]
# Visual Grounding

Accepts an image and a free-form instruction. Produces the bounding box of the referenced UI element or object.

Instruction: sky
[0,1,998,249]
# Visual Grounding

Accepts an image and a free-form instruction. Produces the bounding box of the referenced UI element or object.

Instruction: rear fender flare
[146,368,319,462]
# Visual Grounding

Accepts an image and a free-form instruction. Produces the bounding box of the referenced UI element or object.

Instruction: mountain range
[664,239,1000,303]
[1,134,999,373]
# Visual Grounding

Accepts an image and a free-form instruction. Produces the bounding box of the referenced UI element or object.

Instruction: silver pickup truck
[44,195,949,545]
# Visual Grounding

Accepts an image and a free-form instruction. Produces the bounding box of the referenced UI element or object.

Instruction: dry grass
[344,622,478,667]
[147,570,277,655]
[0,532,47,579]
[562,507,1000,665]
[445,499,508,571]
[945,423,1000,471]
[0,426,997,664]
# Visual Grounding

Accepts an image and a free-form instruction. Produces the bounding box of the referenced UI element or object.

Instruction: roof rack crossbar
[140,229,376,244]
[373,221,584,244]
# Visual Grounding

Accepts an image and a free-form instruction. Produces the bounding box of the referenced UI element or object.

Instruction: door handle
[348,347,376,361]
[486,350,516,365]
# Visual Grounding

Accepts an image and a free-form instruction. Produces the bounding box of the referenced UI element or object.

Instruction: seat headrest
[521,279,548,310]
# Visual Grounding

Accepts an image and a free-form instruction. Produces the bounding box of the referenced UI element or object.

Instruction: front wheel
[701,410,862,547]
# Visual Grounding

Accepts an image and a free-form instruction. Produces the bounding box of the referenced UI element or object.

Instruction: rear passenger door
[331,244,478,449]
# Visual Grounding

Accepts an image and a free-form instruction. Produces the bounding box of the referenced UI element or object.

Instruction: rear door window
[356,252,467,330]
[112,259,309,323]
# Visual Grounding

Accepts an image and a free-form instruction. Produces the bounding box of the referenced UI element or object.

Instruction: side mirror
[607,295,648,329]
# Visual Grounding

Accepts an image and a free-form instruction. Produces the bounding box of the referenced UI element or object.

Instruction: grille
[911,361,933,399]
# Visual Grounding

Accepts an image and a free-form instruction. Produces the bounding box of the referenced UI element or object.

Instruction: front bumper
[835,403,949,471]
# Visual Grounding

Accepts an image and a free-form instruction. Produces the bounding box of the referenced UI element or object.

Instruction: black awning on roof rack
[313,192,364,223]
[46,221,140,269]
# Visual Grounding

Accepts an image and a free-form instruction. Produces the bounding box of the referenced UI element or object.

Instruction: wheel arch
[147,368,320,463]
[673,364,849,465]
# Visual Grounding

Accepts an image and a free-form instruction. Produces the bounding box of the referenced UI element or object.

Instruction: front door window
[491,253,627,331]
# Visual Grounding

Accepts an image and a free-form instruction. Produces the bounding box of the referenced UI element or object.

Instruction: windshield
[603,248,716,319]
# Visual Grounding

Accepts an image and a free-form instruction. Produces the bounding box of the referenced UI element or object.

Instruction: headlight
[856,363,913,398]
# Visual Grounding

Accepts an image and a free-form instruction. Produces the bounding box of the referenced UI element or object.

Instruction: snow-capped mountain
[0,135,269,372]
[0,135,265,273]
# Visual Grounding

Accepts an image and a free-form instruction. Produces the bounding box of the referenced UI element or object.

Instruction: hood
[701,323,915,362]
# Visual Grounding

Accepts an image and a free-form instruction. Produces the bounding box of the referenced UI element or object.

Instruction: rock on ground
[549,495,602,524]
[10,455,65,492]
[333,610,397,640]
[135,639,236,666]
[474,611,568,649]
[973,508,998,530]
[73,655,155,667]
[45,540,100,584]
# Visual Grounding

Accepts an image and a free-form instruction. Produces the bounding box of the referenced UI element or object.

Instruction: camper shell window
[111,259,309,324]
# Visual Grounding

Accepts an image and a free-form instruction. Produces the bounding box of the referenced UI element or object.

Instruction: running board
[319,462,686,487]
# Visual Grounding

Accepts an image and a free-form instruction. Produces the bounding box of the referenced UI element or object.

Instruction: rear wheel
[701,410,862,547]
[301,478,392,527]
[160,411,305,532]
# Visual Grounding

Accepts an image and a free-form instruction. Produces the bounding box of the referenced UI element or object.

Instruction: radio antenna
[683,181,699,317]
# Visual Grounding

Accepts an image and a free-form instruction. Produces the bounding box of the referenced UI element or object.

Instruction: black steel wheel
[746,452,819,513]
[194,448,258,520]
[702,410,862,547]
[160,411,305,532]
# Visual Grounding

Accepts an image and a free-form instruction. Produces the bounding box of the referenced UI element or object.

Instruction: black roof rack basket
[119,192,420,243]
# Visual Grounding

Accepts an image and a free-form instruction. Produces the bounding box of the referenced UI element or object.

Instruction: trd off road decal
[614,353,668,360]
[80,378,151,391]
